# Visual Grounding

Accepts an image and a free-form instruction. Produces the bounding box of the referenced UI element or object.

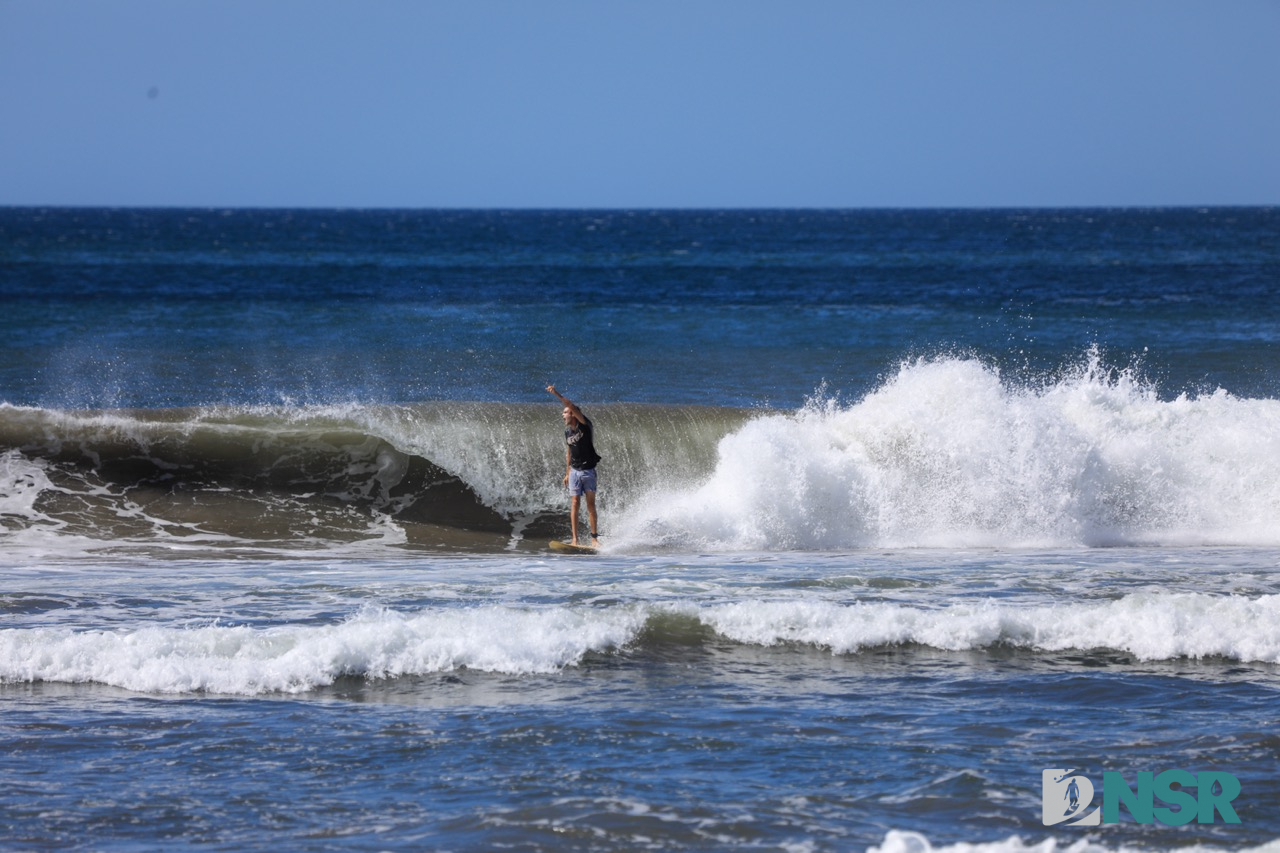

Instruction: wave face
[5,351,1280,554]
[0,401,747,554]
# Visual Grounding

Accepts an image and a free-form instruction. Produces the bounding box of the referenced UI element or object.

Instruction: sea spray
[613,353,1280,551]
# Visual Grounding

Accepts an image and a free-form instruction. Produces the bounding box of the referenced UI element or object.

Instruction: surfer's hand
[546,384,558,396]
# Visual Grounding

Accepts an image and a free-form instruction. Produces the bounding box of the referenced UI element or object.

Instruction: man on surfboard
[547,385,601,548]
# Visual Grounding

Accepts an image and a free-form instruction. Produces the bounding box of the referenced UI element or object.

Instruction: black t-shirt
[566,416,601,470]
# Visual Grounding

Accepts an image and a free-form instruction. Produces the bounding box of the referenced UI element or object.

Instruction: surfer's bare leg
[570,494,582,546]
[585,491,599,546]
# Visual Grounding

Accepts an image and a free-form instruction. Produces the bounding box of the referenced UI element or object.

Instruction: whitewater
[6,583,1280,695]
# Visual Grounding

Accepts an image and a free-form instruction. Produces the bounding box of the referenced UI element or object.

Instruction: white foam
[615,353,1280,551]
[0,449,56,523]
[0,605,646,695]
[869,830,1280,853]
[697,592,1280,662]
[3,591,1276,696]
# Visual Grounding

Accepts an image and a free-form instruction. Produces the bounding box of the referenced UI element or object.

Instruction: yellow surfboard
[548,540,598,555]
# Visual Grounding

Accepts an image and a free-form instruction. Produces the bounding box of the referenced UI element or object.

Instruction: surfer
[1065,777,1080,816]
[547,384,601,547]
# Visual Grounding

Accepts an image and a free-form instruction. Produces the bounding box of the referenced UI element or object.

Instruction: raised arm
[546,384,587,425]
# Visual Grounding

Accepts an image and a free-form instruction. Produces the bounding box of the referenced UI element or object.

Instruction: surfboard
[548,540,597,555]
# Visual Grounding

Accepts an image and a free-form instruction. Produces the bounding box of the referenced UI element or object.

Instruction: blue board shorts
[569,467,597,496]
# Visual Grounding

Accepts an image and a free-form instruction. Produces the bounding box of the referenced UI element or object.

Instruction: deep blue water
[3,207,1278,407]
[2,208,1279,852]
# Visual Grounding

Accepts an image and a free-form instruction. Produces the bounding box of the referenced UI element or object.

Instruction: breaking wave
[5,350,1280,554]
[616,352,1280,551]
[2,592,1277,695]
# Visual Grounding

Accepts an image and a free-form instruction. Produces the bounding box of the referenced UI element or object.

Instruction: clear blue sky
[2,0,1277,208]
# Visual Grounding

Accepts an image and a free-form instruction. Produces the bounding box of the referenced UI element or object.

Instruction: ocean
[1,207,1278,852]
